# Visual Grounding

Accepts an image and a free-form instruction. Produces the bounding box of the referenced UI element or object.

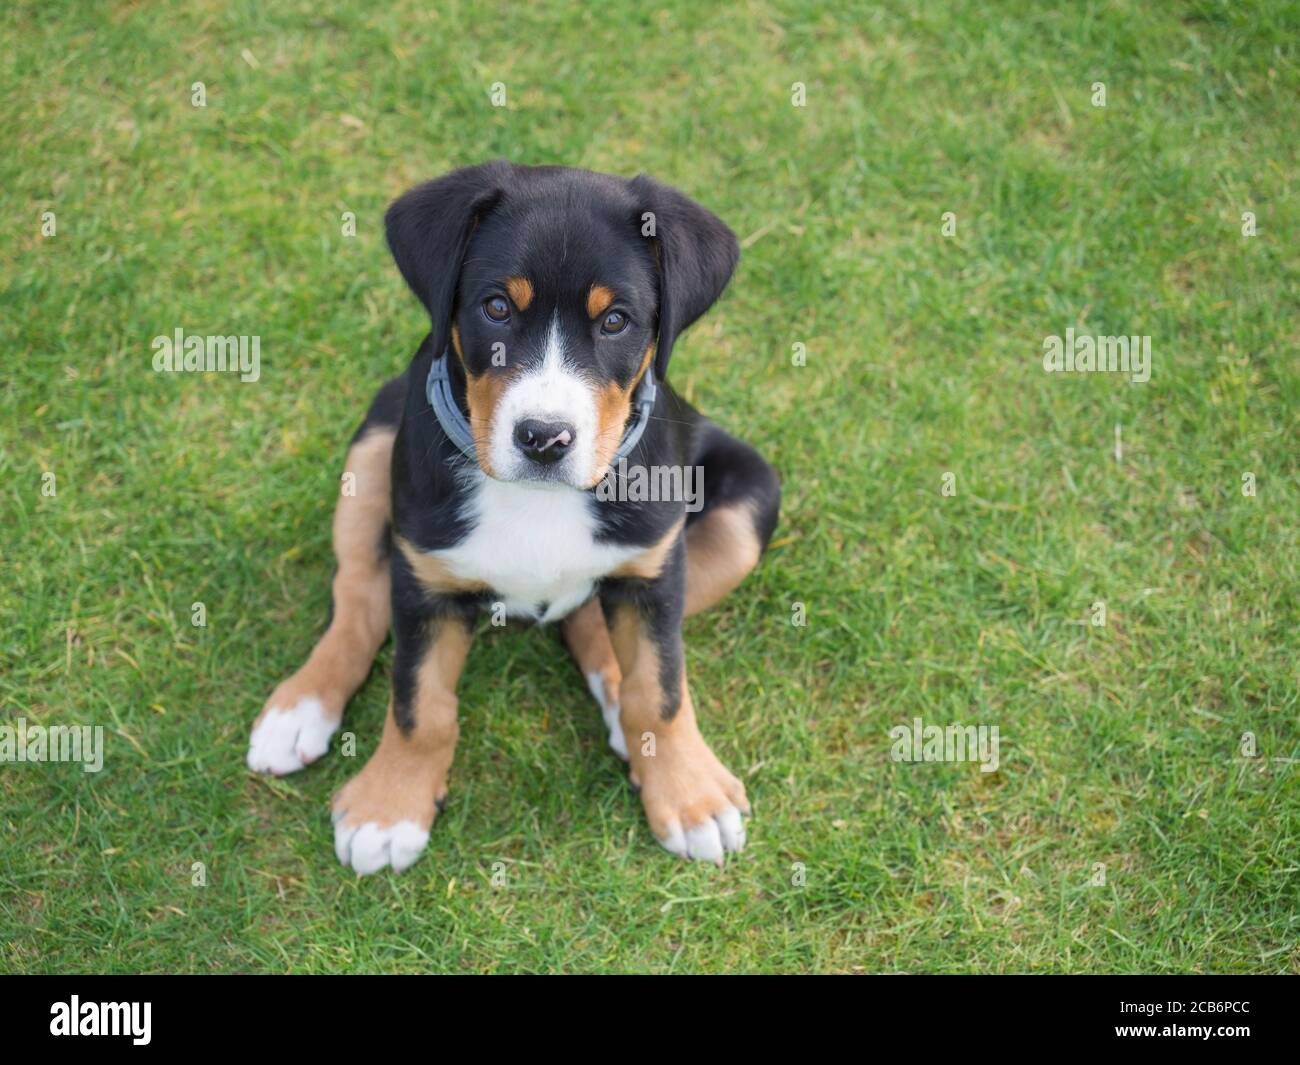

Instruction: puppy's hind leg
[561,598,627,760]
[248,422,396,775]
[683,423,780,617]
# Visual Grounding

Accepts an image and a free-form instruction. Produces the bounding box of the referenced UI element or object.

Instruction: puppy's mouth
[490,454,582,487]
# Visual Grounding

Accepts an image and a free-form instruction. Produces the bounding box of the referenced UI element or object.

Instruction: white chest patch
[430,474,641,623]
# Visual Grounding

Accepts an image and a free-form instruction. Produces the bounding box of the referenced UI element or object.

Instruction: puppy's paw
[636,733,750,866]
[331,758,442,876]
[333,818,430,876]
[247,694,339,775]
[585,670,628,761]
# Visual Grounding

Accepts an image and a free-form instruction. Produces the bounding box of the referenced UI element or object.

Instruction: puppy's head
[386,162,738,488]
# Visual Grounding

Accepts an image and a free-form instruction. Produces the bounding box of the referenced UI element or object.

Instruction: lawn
[1,0,1296,973]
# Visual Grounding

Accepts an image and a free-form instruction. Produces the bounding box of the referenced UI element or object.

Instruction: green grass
[2,0,1297,973]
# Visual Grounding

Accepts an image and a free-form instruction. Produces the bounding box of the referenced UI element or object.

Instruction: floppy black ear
[630,175,740,380]
[385,161,510,351]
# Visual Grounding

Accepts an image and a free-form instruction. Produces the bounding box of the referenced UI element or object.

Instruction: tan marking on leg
[608,606,657,739]
[251,428,395,771]
[331,619,472,871]
[609,606,748,862]
[586,284,616,319]
[609,518,684,580]
[396,535,491,596]
[505,276,533,311]
[590,342,655,482]
[684,502,762,617]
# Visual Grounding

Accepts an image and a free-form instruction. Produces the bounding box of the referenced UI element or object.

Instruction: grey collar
[425,350,658,469]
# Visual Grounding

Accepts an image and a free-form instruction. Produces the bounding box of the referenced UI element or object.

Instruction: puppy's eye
[483,296,511,323]
[600,310,629,336]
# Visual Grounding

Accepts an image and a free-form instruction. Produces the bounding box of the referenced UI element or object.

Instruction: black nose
[514,419,576,464]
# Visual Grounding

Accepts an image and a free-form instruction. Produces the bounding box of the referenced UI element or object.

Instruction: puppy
[247,162,780,872]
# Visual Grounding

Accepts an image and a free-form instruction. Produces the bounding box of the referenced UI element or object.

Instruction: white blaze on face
[489,314,598,486]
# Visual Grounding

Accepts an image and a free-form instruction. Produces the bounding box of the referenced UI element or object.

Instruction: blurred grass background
[1,0,1296,972]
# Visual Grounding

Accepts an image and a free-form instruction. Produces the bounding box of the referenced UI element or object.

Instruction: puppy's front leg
[603,547,750,866]
[332,610,471,875]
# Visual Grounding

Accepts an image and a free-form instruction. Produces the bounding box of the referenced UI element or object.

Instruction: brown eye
[483,296,510,323]
[601,310,628,335]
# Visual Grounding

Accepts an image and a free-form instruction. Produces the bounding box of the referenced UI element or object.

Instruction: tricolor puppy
[247,162,780,873]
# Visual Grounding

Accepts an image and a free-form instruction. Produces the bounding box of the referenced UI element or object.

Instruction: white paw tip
[657,806,747,865]
[716,805,746,851]
[659,822,689,858]
[247,696,336,776]
[334,818,430,875]
[685,821,725,866]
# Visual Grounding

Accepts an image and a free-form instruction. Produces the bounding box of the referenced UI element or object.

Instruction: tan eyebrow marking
[587,284,616,319]
[505,276,533,310]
